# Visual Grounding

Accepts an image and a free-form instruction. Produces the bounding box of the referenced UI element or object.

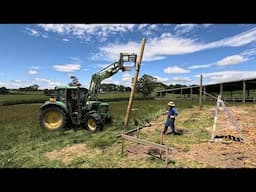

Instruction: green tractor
[39,53,137,132]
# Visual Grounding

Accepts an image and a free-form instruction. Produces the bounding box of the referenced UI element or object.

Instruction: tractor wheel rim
[44,111,63,130]
[88,118,97,131]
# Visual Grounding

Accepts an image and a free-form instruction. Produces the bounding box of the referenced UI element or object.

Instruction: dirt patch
[126,104,256,168]
[175,104,256,168]
[45,144,101,165]
[126,144,150,160]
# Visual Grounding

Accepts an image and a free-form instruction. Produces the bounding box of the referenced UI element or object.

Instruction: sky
[0,24,256,89]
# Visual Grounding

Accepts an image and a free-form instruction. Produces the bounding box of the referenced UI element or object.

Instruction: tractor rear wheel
[40,107,66,131]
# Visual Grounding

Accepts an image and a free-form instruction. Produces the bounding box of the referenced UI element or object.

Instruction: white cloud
[198,71,256,84]
[28,69,38,75]
[101,77,120,85]
[172,77,192,83]
[174,24,198,35]
[207,27,256,48]
[138,24,149,30]
[164,66,190,74]
[13,80,22,83]
[25,27,48,38]
[217,55,248,66]
[62,38,70,42]
[53,64,81,72]
[6,80,30,89]
[69,57,82,64]
[154,75,169,84]
[174,24,212,35]
[94,27,256,62]
[189,63,214,69]
[202,24,213,27]
[148,24,158,30]
[154,76,194,85]
[121,73,132,87]
[0,82,5,86]
[241,48,256,56]
[122,73,132,82]
[190,51,251,70]
[97,64,109,69]
[34,78,60,88]
[37,24,136,40]
[83,68,89,71]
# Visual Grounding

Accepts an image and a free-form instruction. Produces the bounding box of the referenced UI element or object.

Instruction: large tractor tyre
[105,117,113,124]
[40,107,66,131]
[85,116,103,133]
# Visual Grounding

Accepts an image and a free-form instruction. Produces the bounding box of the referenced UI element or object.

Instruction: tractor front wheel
[85,116,103,132]
[40,107,66,131]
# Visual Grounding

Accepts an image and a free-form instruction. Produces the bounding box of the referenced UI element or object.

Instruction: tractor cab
[54,85,88,105]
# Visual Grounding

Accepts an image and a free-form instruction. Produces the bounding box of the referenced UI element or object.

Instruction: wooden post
[220,83,223,96]
[190,87,193,100]
[211,95,221,141]
[165,146,168,168]
[121,139,125,156]
[220,100,245,142]
[181,88,183,100]
[243,81,246,103]
[203,86,206,101]
[136,125,140,138]
[160,132,163,159]
[199,74,203,110]
[124,38,146,126]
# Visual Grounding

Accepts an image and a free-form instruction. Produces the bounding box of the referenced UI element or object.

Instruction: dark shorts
[165,118,175,129]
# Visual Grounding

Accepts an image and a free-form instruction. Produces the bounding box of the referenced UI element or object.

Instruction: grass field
[0,94,48,105]
[0,98,211,168]
[2,98,253,168]
[0,99,176,167]
[0,91,146,106]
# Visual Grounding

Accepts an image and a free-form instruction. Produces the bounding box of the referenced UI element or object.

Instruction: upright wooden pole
[199,74,203,110]
[124,38,146,126]
[211,95,221,141]
[190,87,193,100]
[243,80,246,103]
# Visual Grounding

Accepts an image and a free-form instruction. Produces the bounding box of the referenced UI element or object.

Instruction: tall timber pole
[124,38,146,126]
[199,74,203,110]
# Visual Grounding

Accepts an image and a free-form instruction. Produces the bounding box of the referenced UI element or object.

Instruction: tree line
[1,74,192,96]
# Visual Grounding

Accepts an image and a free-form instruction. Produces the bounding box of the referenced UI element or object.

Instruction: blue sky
[0,24,256,89]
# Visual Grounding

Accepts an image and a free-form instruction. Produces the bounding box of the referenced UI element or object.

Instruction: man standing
[163,101,178,135]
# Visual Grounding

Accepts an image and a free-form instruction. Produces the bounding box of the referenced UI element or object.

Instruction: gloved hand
[170,115,175,118]
[162,111,168,115]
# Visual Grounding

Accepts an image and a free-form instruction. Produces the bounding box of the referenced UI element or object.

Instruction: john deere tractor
[39,53,137,132]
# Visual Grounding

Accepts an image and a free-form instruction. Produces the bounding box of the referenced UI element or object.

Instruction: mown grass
[0,100,176,168]
[1,98,232,168]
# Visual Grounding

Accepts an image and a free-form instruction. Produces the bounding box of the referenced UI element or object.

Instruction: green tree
[0,87,9,94]
[136,74,157,97]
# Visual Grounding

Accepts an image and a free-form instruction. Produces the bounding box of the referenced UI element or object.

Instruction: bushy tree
[136,74,157,97]
[0,87,9,94]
